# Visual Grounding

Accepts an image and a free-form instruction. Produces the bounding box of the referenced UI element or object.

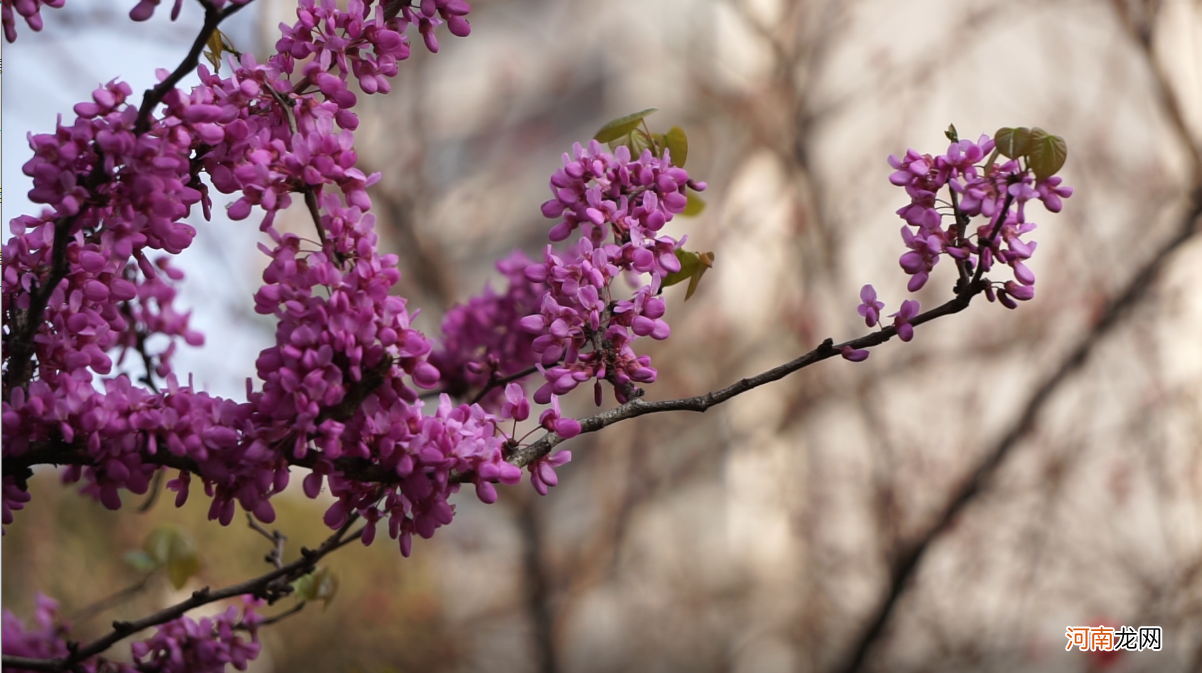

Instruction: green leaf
[631,128,655,157]
[994,127,1032,160]
[663,249,701,289]
[167,553,201,590]
[313,568,339,611]
[292,567,339,611]
[143,525,200,590]
[684,251,714,301]
[662,250,714,301]
[944,124,959,143]
[594,108,657,144]
[1026,128,1067,181]
[664,126,689,167]
[681,191,705,217]
[291,573,314,601]
[143,527,173,565]
[203,29,239,73]
[123,550,159,573]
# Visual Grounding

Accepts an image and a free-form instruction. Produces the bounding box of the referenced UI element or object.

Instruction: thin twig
[7,272,985,486]
[0,517,363,672]
[246,514,287,570]
[469,364,541,405]
[68,573,158,625]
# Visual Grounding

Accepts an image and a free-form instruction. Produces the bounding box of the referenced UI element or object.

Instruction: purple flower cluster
[2,594,260,672]
[130,598,262,672]
[309,390,523,556]
[0,0,549,549]
[845,132,1073,361]
[429,251,544,409]
[6,77,204,386]
[2,595,84,670]
[886,134,1071,297]
[522,140,706,405]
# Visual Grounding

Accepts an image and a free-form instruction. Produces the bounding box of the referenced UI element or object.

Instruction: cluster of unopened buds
[841,128,1072,362]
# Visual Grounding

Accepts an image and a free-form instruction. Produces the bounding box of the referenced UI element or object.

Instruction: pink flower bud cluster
[0,0,584,558]
[843,134,1073,362]
[5,77,204,382]
[886,134,1072,299]
[522,140,707,405]
[1,595,86,670]
[130,598,262,672]
[1,594,261,673]
[428,251,544,409]
[1,0,565,554]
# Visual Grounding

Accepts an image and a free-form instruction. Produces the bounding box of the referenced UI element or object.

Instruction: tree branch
[7,274,988,485]
[504,279,986,470]
[0,516,363,672]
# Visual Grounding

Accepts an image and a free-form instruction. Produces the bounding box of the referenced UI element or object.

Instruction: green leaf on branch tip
[994,127,1033,160]
[944,124,959,143]
[665,126,688,167]
[203,29,240,73]
[292,567,340,611]
[143,525,200,590]
[681,191,705,217]
[663,249,715,301]
[594,108,658,144]
[614,128,655,157]
[1026,128,1067,180]
[651,133,666,157]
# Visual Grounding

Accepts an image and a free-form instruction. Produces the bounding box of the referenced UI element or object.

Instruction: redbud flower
[882,131,1070,316]
[528,450,572,496]
[891,299,920,342]
[840,346,870,362]
[857,284,885,327]
[539,394,581,438]
[501,382,530,421]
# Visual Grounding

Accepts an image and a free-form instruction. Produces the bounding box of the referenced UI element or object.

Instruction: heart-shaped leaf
[1026,128,1067,181]
[143,525,200,589]
[663,249,700,289]
[203,29,240,73]
[684,251,715,301]
[662,249,714,301]
[994,127,1032,160]
[166,552,201,590]
[665,126,688,167]
[292,567,340,611]
[681,191,705,217]
[629,128,655,157]
[594,108,657,144]
[944,124,959,143]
